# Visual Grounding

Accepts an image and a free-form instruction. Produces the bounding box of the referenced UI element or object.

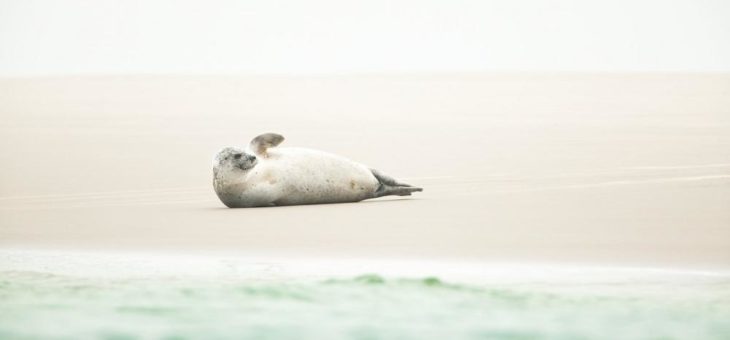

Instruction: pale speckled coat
[214,147,380,207]
[213,133,421,208]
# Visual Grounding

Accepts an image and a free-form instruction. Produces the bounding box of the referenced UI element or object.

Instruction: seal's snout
[247,154,257,162]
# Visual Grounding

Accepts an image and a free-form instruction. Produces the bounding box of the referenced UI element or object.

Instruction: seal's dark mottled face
[214,147,258,171]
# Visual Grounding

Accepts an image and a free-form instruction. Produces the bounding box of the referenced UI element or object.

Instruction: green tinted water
[1,271,729,340]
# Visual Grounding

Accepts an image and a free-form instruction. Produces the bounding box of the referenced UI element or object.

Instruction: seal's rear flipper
[371,169,423,198]
[250,133,285,158]
[371,169,414,187]
[376,185,423,197]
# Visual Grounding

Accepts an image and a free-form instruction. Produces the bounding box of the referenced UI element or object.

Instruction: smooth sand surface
[1,74,729,267]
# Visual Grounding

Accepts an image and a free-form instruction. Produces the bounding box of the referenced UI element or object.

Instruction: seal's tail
[371,169,423,198]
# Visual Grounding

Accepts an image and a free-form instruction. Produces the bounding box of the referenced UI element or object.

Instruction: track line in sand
[0,186,211,201]
[622,163,730,170]
[2,164,728,208]
[446,173,730,197]
[0,187,214,209]
[0,198,216,210]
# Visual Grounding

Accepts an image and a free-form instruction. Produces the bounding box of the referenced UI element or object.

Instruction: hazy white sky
[1,0,729,76]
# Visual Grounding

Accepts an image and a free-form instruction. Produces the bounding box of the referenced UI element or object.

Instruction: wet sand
[1,74,729,267]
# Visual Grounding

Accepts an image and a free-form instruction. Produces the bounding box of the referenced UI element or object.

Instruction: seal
[213,133,423,207]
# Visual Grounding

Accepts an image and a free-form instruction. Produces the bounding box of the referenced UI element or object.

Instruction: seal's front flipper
[249,133,285,158]
[371,169,423,198]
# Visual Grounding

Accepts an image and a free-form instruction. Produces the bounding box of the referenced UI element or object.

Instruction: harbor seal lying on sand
[213,133,423,208]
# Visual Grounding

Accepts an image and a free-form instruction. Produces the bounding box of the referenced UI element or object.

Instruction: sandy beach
[2,0,729,337]
[1,74,730,339]
[1,74,729,265]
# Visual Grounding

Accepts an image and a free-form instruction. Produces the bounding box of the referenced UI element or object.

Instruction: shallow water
[2,270,729,340]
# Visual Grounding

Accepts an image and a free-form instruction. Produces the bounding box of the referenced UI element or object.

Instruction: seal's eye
[234,154,242,160]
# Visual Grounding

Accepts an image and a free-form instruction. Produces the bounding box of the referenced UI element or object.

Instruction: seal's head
[213,147,258,173]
